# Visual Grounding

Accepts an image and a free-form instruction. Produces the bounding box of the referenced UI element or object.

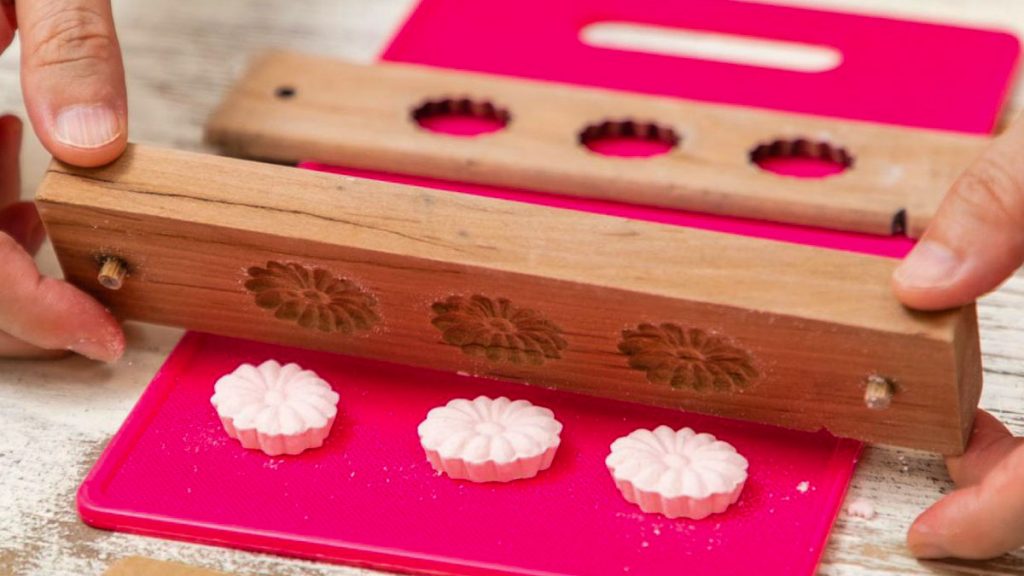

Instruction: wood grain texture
[36,144,980,453]
[1,1,1023,575]
[204,51,987,238]
[105,557,235,576]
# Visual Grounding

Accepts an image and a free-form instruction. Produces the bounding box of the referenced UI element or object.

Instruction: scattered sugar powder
[846,497,876,520]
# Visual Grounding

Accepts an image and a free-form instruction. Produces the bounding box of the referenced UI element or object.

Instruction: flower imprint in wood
[245,261,379,334]
[619,323,758,392]
[431,295,567,365]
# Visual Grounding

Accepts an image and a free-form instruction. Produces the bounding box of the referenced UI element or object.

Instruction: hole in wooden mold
[891,209,907,236]
[412,97,511,137]
[750,138,853,178]
[274,86,297,99]
[579,119,680,158]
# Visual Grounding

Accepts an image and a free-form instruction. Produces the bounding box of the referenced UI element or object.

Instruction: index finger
[0,232,123,361]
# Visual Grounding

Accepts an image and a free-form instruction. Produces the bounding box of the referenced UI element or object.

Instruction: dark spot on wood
[891,209,907,235]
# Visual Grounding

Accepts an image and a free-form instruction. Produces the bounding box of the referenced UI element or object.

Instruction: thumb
[892,114,1024,310]
[17,0,127,167]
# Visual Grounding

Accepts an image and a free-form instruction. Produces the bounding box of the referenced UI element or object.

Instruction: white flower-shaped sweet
[418,396,562,482]
[211,360,339,456]
[606,425,748,519]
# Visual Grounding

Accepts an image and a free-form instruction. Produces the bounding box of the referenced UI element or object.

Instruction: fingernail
[893,240,961,289]
[54,105,121,149]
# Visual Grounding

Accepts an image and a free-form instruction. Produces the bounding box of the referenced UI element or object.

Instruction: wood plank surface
[205,51,986,238]
[1,1,1023,575]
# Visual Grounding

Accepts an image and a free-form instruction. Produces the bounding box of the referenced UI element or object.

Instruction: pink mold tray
[78,1,1019,574]
[80,332,862,576]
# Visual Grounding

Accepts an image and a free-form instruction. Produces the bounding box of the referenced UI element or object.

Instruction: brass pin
[864,375,895,410]
[98,257,128,290]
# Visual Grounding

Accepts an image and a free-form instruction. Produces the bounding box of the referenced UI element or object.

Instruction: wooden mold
[205,51,987,238]
[36,145,981,454]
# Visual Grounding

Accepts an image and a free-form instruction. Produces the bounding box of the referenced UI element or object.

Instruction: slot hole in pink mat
[412,97,511,136]
[580,22,843,74]
[579,119,680,157]
[750,138,852,178]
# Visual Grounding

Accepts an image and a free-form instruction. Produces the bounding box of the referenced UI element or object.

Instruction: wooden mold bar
[205,51,987,238]
[36,145,981,454]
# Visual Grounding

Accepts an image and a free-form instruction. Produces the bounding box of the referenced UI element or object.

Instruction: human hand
[892,114,1024,559]
[905,411,1024,559]
[0,0,127,361]
[892,114,1024,310]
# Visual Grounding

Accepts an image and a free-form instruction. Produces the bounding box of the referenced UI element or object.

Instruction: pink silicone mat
[82,332,861,576]
[78,2,1019,575]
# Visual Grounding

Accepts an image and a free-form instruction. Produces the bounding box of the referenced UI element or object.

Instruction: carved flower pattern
[431,295,567,365]
[245,261,378,334]
[618,323,758,392]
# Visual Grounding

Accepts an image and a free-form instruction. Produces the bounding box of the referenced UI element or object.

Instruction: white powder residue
[796,481,810,493]
[846,498,876,520]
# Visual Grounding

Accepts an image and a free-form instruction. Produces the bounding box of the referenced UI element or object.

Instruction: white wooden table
[1,1,1023,574]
